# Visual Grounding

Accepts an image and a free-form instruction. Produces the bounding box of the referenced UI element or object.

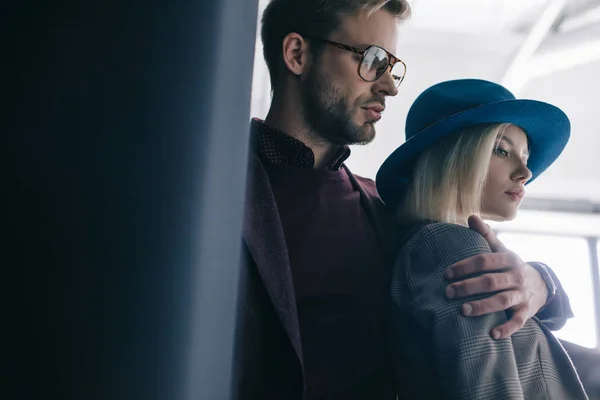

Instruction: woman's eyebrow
[498,135,530,157]
[499,136,513,146]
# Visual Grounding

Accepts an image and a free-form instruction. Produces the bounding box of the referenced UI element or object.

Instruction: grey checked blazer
[392,222,588,400]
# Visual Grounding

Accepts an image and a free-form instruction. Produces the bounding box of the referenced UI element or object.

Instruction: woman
[376,79,588,399]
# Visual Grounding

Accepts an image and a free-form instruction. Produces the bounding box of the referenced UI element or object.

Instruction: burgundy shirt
[251,119,393,399]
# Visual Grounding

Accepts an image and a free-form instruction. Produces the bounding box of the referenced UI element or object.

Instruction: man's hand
[444,215,548,340]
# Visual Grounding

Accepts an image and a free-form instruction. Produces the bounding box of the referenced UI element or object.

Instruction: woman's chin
[483,209,518,222]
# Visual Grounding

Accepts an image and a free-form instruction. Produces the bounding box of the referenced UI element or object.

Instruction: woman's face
[482,125,533,221]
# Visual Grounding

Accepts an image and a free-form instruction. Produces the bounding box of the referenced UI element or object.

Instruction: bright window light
[488,209,600,237]
[497,232,596,348]
[488,210,600,348]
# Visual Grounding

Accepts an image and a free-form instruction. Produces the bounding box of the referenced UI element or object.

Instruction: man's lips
[364,104,385,113]
[363,104,385,121]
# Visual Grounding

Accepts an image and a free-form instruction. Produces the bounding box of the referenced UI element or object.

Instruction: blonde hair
[399,123,511,226]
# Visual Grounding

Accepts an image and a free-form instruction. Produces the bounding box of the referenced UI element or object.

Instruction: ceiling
[251,0,600,205]
[407,0,596,35]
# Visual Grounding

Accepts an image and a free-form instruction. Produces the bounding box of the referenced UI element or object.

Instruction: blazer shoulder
[406,222,488,247]
[400,222,492,270]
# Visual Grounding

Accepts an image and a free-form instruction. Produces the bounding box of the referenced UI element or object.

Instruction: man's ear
[281,33,310,77]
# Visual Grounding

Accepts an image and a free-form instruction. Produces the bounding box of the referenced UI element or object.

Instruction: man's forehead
[332,10,399,50]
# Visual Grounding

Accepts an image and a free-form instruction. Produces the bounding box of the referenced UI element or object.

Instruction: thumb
[468,215,507,253]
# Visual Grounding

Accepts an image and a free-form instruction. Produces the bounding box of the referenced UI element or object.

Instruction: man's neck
[264,106,341,170]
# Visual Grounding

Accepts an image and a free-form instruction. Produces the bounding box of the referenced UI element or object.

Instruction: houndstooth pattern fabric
[391,222,588,400]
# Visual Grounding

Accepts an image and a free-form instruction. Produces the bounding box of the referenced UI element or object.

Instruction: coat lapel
[242,154,303,365]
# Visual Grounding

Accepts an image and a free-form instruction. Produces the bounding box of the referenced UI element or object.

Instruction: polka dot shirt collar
[251,118,351,170]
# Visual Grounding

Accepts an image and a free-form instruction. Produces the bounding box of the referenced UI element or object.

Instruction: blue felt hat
[376,79,570,207]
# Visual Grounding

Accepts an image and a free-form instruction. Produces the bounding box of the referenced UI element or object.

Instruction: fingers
[467,215,507,253]
[446,271,524,299]
[445,251,520,280]
[459,290,523,316]
[490,307,531,340]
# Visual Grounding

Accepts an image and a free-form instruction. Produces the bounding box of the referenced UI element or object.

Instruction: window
[497,232,597,348]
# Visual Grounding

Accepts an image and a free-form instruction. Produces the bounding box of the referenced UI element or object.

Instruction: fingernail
[492,330,501,340]
[446,286,455,298]
[445,269,454,279]
[462,303,472,316]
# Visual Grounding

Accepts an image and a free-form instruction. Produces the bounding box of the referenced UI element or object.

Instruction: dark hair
[260,0,411,91]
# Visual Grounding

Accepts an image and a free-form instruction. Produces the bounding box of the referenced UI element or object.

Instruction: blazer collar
[242,154,303,365]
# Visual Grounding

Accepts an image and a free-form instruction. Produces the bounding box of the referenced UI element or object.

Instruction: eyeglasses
[302,35,406,88]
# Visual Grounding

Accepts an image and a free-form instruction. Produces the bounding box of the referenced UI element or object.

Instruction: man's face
[300,10,400,146]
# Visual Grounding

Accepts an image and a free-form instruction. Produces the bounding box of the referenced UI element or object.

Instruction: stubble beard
[300,67,376,146]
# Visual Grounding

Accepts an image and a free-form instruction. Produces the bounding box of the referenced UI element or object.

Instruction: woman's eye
[493,148,509,158]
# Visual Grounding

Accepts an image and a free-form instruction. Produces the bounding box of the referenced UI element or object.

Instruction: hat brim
[376,99,570,208]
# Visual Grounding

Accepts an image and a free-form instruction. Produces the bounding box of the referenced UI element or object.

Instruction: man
[233,1,572,399]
